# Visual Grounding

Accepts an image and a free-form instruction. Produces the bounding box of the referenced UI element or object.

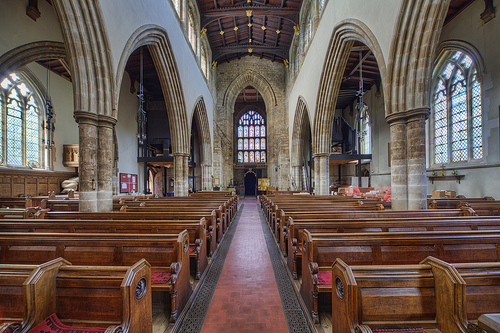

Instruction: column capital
[386,108,430,125]
[173,152,190,158]
[74,111,98,126]
[98,115,117,128]
[313,152,330,158]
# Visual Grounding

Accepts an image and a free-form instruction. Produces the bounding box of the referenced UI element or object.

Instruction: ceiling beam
[201,6,299,27]
[212,44,289,61]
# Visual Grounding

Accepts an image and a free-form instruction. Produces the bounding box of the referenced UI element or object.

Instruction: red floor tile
[201,198,289,333]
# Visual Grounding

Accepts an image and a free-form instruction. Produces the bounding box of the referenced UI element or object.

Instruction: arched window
[237,110,266,164]
[188,7,198,54]
[431,50,482,164]
[0,73,44,168]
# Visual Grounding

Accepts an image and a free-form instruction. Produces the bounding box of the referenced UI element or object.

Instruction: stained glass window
[432,51,482,164]
[237,110,266,164]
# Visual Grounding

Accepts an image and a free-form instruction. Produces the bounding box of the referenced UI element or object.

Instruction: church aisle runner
[201,198,288,333]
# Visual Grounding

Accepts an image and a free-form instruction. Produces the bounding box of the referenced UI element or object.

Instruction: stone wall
[213,56,290,191]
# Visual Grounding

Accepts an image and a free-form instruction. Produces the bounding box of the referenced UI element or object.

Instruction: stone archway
[291,96,312,191]
[192,97,213,191]
[116,25,190,196]
[313,19,387,195]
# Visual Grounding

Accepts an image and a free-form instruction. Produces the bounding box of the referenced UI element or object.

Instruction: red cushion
[189,246,196,254]
[298,246,302,252]
[317,271,332,285]
[371,328,425,333]
[151,270,172,284]
[28,313,106,333]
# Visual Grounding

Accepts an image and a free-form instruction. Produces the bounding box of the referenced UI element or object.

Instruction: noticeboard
[120,173,138,193]
[258,178,270,191]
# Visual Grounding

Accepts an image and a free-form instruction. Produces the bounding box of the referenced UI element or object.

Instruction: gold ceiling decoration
[248,48,253,53]
[276,30,281,34]
[234,26,239,31]
[220,30,225,35]
[246,10,252,17]
[261,26,266,30]
[200,27,207,38]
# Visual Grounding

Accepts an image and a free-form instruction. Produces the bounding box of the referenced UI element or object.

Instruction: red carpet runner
[201,198,288,332]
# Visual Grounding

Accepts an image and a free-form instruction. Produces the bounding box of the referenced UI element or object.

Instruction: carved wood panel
[0,170,77,197]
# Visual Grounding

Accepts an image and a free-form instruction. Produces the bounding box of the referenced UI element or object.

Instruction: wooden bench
[285,216,500,279]
[0,218,209,279]
[0,230,191,322]
[0,258,152,333]
[40,198,79,211]
[301,229,500,323]
[34,210,218,255]
[0,197,32,209]
[276,207,477,248]
[0,207,38,219]
[427,197,495,209]
[331,257,500,333]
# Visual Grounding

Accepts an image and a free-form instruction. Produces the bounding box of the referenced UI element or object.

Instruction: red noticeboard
[120,173,138,193]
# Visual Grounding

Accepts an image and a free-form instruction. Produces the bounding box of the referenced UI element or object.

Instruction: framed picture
[213,178,220,187]
[120,173,138,193]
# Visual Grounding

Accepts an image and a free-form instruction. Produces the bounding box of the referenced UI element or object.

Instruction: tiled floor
[201,198,289,333]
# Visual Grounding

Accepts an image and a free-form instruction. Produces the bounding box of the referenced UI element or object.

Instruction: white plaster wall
[287,0,401,151]
[0,0,64,56]
[116,73,141,192]
[26,63,78,173]
[428,0,500,198]
[97,0,214,150]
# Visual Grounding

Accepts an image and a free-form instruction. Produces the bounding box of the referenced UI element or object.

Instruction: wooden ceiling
[236,86,263,103]
[198,0,302,64]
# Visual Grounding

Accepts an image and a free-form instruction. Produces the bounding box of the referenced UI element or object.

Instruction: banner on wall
[258,178,270,191]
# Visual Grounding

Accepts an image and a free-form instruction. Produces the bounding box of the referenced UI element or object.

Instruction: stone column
[292,165,302,191]
[386,114,408,210]
[313,153,329,195]
[407,109,429,210]
[174,153,189,197]
[74,111,98,212]
[97,115,117,212]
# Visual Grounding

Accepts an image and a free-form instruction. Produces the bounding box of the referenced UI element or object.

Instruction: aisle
[201,198,288,333]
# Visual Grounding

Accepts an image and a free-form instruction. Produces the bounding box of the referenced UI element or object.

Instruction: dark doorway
[244,172,257,196]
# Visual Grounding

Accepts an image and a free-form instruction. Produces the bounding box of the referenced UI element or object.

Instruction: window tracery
[237,110,266,164]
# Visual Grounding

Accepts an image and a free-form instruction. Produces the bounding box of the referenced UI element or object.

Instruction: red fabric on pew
[151,270,172,284]
[317,271,332,285]
[189,246,196,254]
[28,313,106,333]
[371,328,425,333]
[298,246,302,252]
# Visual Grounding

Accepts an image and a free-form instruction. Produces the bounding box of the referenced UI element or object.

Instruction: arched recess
[191,96,213,190]
[223,70,277,112]
[0,41,67,78]
[313,19,387,156]
[115,25,189,155]
[291,96,311,166]
[291,96,312,191]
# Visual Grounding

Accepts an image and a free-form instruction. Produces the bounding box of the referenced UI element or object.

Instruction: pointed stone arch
[312,19,386,195]
[191,97,213,191]
[116,24,189,156]
[291,96,311,191]
[313,19,387,156]
[291,96,311,167]
[222,70,277,111]
[0,41,67,78]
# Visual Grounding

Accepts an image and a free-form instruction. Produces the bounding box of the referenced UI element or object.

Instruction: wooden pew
[459,202,500,216]
[331,257,500,333]
[301,229,500,323]
[34,210,218,255]
[276,207,477,249]
[286,216,500,279]
[24,258,151,333]
[0,218,208,279]
[0,231,191,322]
[0,258,152,333]
[40,198,79,211]
[427,197,495,209]
[0,207,38,219]
[0,197,32,209]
